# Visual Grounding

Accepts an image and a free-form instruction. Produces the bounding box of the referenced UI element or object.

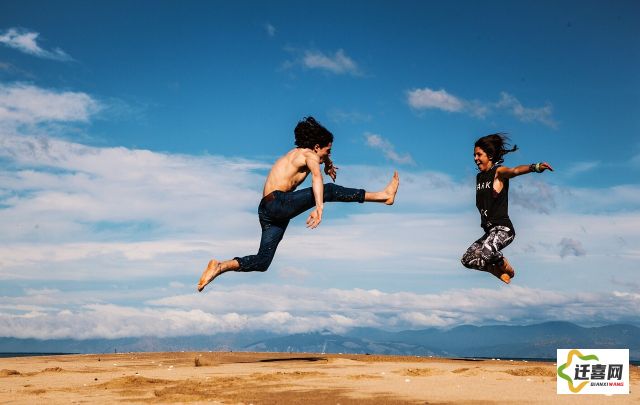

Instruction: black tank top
[476,165,514,232]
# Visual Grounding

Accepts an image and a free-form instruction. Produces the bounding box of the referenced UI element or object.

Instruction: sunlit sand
[1,351,636,404]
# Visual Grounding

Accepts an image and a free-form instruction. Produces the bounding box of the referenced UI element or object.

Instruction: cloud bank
[1,82,639,341]
[1,284,638,339]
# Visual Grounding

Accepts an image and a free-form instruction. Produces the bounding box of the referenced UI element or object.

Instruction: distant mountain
[244,322,640,360]
[1,322,638,360]
[0,331,277,354]
[243,330,440,356]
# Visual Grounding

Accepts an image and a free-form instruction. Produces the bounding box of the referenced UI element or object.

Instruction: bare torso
[263,148,313,196]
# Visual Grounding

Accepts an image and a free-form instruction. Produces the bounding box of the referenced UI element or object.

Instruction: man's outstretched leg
[197,217,287,292]
[364,171,399,204]
[197,259,239,292]
[287,171,400,220]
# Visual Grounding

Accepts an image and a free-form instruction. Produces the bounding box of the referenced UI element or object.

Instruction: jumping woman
[461,133,553,283]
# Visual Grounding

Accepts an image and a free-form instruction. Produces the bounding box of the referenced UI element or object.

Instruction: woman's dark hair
[475,133,518,165]
[294,116,334,149]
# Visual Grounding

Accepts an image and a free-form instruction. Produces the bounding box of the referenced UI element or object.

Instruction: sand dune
[0,352,637,404]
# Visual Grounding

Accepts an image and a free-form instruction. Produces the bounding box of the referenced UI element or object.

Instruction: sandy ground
[0,352,637,404]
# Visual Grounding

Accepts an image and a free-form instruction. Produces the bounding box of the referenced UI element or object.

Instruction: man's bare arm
[305,153,324,229]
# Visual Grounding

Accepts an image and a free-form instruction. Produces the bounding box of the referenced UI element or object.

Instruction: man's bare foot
[197,259,222,292]
[384,171,400,205]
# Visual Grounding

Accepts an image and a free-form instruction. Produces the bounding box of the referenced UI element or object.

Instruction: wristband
[529,163,543,173]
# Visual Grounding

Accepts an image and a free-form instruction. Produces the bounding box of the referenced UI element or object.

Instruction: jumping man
[198,116,400,291]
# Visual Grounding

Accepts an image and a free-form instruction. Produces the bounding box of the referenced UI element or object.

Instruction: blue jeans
[235,183,365,272]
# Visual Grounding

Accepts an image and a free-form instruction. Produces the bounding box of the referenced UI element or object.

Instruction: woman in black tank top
[460,133,553,284]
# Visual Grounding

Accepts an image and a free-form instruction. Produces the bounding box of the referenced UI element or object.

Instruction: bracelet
[529,163,543,173]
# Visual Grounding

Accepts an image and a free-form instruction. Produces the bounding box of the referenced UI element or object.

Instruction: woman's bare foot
[384,171,400,205]
[487,263,511,284]
[498,272,511,284]
[197,259,222,292]
[500,257,515,279]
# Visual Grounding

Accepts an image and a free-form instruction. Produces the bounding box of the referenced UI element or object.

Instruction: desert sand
[0,351,637,404]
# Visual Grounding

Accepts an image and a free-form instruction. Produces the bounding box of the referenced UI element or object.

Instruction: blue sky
[0,1,639,340]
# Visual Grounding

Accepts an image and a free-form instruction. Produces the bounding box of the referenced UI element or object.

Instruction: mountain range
[2,322,638,360]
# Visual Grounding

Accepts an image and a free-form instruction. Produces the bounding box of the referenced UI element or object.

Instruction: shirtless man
[197,116,400,292]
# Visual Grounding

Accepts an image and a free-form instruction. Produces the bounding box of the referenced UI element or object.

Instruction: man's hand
[306,208,322,229]
[324,161,338,182]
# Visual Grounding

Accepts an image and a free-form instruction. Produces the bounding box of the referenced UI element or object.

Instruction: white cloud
[496,92,557,128]
[0,240,221,280]
[0,133,267,246]
[406,87,557,128]
[407,88,464,112]
[302,49,360,75]
[0,28,72,61]
[0,83,99,126]
[364,133,414,165]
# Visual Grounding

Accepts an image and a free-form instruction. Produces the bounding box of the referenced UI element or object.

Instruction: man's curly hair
[294,116,334,149]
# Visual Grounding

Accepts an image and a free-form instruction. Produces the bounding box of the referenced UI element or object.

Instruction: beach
[1,351,637,404]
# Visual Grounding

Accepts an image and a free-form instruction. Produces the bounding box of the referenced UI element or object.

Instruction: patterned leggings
[461,226,515,271]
